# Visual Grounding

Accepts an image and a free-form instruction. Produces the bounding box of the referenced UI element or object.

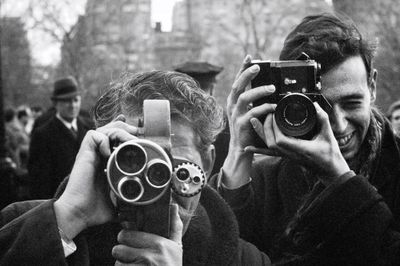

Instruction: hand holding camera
[54,120,139,241]
[223,55,350,188]
[245,54,350,183]
[54,100,205,264]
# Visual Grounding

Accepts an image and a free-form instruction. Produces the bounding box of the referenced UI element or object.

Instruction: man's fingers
[234,54,252,81]
[250,117,265,142]
[112,245,147,264]
[169,203,183,246]
[244,145,282,157]
[78,130,111,158]
[246,102,276,119]
[314,102,334,138]
[98,128,138,144]
[98,120,140,136]
[229,64,260,105]
[263,113,276,149]
[235,86,276,114]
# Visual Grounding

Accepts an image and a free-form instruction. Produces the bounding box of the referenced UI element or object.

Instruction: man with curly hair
[0,71,271,265]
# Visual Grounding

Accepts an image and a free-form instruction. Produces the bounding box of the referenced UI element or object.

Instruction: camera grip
[118,190,171,238]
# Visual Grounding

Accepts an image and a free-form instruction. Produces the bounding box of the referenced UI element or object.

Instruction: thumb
[169,203,183,245]
[314,102,335,138]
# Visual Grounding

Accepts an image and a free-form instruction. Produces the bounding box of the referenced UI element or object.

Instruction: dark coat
[28,116,91,199]
[211,119,400,265]
[0,186,271,266]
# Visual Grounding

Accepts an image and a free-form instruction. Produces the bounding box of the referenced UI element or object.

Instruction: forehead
[56,96,81,103]
[321,56,370,102]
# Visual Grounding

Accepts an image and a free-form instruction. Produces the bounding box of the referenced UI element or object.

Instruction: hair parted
[280,13,377,83]
[93,70,225,149]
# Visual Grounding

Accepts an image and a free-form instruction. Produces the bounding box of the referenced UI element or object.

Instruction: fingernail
[244,55,251,63]
[250,117,258,128]
[249,64,259,73]
[264,85,275,92]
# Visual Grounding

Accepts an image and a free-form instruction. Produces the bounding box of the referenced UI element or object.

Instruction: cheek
[351,109,371,137]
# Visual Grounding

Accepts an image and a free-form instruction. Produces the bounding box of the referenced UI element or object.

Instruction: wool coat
[211,118,400,265]
[0,186,271,266]
[28,116,91,199]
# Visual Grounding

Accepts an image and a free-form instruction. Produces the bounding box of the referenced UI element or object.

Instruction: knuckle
[154,239,167,251]
[117,230,126,243]
[237,94,249,105]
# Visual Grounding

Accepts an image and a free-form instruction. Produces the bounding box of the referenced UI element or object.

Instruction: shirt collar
[56,113,78,131]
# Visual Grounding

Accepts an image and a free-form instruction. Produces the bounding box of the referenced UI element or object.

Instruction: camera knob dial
[172,161,205,197]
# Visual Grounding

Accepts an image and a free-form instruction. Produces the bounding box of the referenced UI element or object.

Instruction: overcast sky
[1,0,181,65]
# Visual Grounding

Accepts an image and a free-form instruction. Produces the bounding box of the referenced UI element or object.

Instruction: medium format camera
[106,100,205,238]
[250,54,331,145]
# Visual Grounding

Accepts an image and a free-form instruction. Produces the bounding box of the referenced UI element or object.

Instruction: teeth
[337,133,353,146]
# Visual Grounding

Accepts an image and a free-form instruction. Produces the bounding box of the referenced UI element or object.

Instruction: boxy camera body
[250,55,331,145]
[106,100,206,238]
[106,100,173,238]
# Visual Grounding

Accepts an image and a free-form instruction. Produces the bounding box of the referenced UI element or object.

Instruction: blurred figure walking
[387,100,400,134]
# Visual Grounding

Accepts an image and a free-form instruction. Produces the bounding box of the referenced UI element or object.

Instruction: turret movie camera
[106,100,205,238]
[250,53,332,146]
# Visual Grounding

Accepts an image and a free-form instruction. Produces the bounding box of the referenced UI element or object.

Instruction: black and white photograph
[1,0,400,265]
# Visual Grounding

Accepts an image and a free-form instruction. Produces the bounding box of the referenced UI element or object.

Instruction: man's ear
[370,69,378,103]
[202,144,216,180]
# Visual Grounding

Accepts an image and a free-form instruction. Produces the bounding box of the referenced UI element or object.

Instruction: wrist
[54,198,88,240]
[221,148,253,188]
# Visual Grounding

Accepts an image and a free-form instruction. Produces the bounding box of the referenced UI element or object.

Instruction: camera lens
[284,102,308,126]
[192,176,201,184]
[275,93,316,138]
[176,168,190,182]
[118,177,144,202]
[116,143,147,175]
[146,159,171,188]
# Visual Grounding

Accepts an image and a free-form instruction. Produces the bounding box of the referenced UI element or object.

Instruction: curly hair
[93,70,225,150]
[280,13,377,84]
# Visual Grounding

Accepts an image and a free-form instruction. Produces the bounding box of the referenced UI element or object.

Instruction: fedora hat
[51,76,80,100]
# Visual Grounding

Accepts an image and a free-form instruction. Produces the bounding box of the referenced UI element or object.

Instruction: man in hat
[28,76,92,199]
[174,61,229,175]
[174,61,223,96]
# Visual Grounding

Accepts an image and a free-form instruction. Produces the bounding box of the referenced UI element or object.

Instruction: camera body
[250,55,331,146]
[106,100,206,238]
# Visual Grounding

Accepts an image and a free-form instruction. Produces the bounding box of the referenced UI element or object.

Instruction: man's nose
[329,105,348,133]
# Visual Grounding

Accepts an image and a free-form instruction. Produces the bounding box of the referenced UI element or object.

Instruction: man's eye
[344,101,362,109]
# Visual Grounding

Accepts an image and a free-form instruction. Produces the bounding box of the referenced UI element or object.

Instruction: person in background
[387,100,400,134]
[4,107,29,170]
[28,76,92,199]
[174,61,229,176]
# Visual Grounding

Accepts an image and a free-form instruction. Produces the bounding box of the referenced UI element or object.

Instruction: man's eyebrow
[339,93,365,101]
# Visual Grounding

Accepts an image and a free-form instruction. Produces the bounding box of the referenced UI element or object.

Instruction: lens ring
[117,176,144,203]
[192,176,201,184]
[175,168,191,182]
[275,93,316,137]
[146,159,172,188]
[115,143,147,176]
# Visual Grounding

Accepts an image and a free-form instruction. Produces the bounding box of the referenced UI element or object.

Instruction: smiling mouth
[336,132,354,147]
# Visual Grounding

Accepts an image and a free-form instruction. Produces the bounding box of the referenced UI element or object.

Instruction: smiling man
[213,13,400,264]
[1,71,271,265]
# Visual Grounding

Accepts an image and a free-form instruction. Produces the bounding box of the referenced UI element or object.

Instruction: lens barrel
[118,176,144,203]
[146,159,172,188]
[275,93,317,138]
[115,143,147,175]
